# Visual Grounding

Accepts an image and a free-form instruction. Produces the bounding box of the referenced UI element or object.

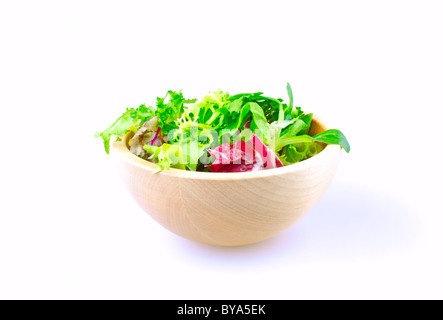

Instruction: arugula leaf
[249,102,268,129]
[313,129,351,153]
[275,134,316,152]
[228,97,243,115]
[276,129,350,154]
[275,116,309,151]
[233,103,251,130]
[206,107,229,129]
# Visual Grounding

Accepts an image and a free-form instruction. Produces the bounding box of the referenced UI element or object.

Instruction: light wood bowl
[111,116,341,246]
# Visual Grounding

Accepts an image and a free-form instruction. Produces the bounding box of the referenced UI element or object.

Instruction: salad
[95,84,350,172]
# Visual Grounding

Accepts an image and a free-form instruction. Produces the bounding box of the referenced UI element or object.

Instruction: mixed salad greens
[95,84,350,172]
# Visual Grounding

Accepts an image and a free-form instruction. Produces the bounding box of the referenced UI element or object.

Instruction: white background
[1,0,442,299]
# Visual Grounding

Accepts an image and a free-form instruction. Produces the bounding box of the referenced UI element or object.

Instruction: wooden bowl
[111,116,341,246]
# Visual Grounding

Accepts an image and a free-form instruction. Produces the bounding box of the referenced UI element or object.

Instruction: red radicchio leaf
[206,134,283,172]
[250,134,284,169]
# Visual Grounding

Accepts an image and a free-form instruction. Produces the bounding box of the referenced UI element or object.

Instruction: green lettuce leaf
[94,108,138,154]
[156,90,196,134]
[143,144,186,172]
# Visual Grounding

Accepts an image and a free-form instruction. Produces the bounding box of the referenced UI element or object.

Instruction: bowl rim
[111,115,342,180]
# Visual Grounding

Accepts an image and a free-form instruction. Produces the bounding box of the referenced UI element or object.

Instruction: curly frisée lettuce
[95,84,350,172]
